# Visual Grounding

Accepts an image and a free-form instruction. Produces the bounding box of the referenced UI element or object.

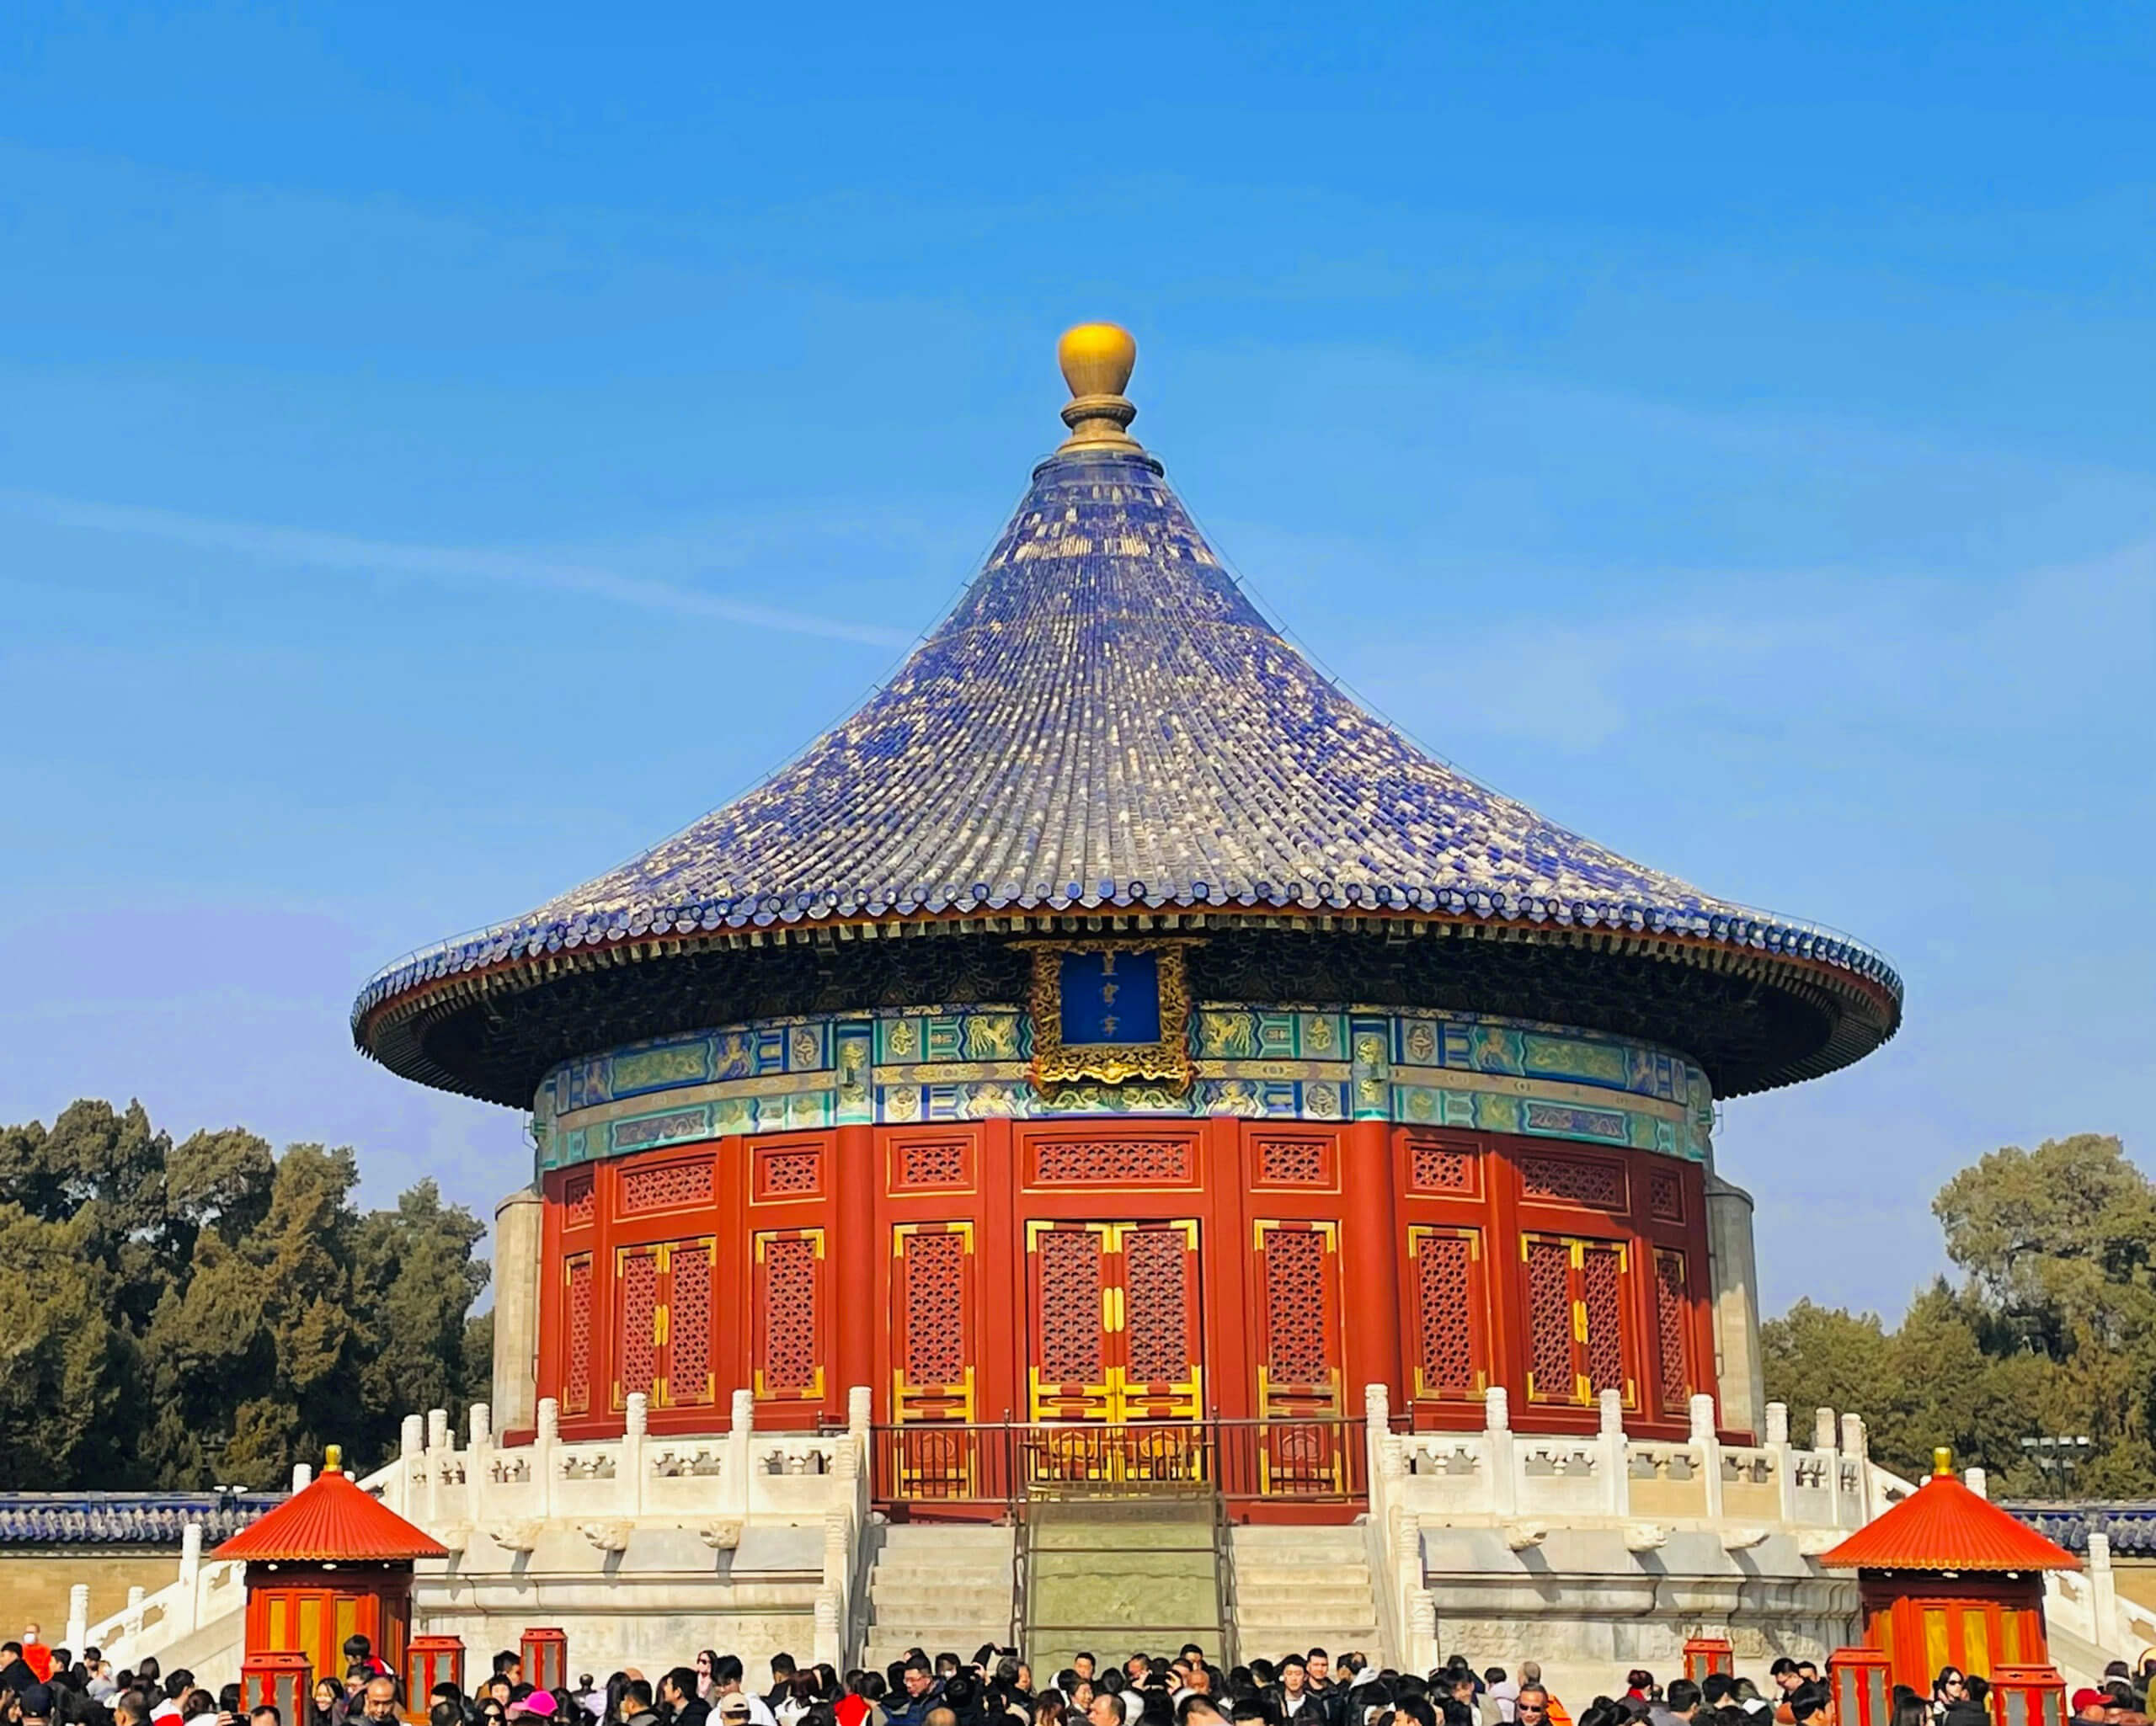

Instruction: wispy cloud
[0,488,916,649]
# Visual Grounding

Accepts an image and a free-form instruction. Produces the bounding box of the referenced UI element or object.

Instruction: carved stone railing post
[1692,1393,1724,1521]
[2090,1531,2119,1638]
[123,1585,146,1643]
[623,1393,649,1518]
[812,1587,841,1668]
[67,1583,88,1657]
[1485,1386,1518,1518]
[177,1523,203,1634]
[1599,1388,1630,1518]
[467,1401,493,1525]
[292,1461,312,1492]
[1393,1507,1424,1663]
[427,1408,453,1525]
[536,1397,561,1519]
[1964,1465,1987,1500]
[1841,1411,1870,1521]
[727,1389,756,1519]
[1407,1586,1439,1675]
[396,1414,424,1519]
[1765,1401,1798,1524]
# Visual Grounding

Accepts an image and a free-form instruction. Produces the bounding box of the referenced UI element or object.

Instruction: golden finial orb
[1055,321,1143,453]
[325,1443,344,1474]
[1932,1446,1953,1478]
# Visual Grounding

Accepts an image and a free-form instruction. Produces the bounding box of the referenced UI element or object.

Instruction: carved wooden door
[1521,1232,1633,1407]
[889,1223,979,1498]
[611,1238,715,1411]
[1026,1219,1203,1423]
[1253,1219,1347,1493]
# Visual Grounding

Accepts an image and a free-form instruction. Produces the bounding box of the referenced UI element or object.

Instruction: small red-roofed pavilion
[215,1446,447,1697]
[1819,1447,2079,1692]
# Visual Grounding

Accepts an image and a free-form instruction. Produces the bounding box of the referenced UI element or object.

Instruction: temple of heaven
[355,323,1900,1473]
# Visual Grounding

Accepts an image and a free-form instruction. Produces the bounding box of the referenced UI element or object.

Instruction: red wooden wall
[532,1120,1723,1446]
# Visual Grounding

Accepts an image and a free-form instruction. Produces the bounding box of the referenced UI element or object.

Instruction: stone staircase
[860,1521,1017,1668]
[1023,1494,1230,1673]
[1227,1523,1381,1664]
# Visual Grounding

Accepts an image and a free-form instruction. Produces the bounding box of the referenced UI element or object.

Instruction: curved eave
[353,903,1902,1108]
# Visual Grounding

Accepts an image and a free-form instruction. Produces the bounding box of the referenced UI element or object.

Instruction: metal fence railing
[867,1416,1367,1513]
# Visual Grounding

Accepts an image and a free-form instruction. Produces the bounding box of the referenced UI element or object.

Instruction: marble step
[870,1560,1019,1586]
[1231,1581,1380,1611]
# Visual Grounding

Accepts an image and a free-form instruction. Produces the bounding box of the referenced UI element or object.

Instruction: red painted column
[834,1125,878,1415]
[1342,1120,1406,1412]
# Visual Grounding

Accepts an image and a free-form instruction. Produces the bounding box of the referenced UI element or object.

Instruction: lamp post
[2019,1436,2091,1489]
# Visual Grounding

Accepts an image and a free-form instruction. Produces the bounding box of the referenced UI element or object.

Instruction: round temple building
[355,324,1900,1510]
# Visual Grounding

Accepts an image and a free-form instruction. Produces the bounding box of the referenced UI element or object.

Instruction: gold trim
[1024,939,1197,1092]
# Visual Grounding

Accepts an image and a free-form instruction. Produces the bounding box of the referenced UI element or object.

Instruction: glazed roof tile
[2002,1504,2156,1556]
[212,1461,445,1564]
[354,329,1902,1101]
[1820,1460,2080,1573]
[0,1493,280,1547]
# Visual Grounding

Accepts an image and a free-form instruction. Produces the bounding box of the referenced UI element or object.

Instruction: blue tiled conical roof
[355,332,1901,1103]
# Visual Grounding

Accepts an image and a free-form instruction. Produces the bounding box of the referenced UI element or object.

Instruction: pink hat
[510,1696,558,1719]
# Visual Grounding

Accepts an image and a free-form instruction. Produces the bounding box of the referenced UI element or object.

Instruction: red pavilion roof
[212,1449,446,1564]
[1818,1451,2080,1574]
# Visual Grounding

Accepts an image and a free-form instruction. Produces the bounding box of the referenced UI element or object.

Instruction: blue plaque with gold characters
[1058,949,1162,1046]
[1026,940,1194,1092]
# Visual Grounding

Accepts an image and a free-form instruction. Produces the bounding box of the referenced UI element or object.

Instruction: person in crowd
[706,1665,773,1726]
[1516,1682,1566,1726]
[250,1707,282,1726]
[662,1671,709,1726]
[888,1665,941,1726]
[1649,1678,1700,1726]
[770,1669,799,1715]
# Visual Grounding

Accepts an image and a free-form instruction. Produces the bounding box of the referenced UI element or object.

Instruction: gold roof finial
[1933,1446,1953,1478]
[1056,322,1142,453]
[325,1443,344,1476]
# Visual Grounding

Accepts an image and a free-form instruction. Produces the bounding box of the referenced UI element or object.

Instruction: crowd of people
[5,1627,2156,1726]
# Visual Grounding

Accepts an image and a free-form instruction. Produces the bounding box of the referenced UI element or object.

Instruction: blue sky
[2,3,2150,1320]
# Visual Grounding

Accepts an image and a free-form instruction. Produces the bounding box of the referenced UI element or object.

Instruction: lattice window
[669,1244,713,1405]
[1647,1166,1684,1223]
[618,1249,659,1401]
[620,1157,714,1212]
[563,1254,593,1414]
[1123,1227,1191,1384]
[758,1233,822,1396]
[897,1139,969,1188]
[1408,1137,1476,1194]
[1412,1228,1479,1398]
[1655,1248,1691,1414]
[900,1231,967,1387]
[1518,1152,1625,1210]
[1582,1242,1626,1396]
[1261,1228,1332,1385]
[563,1171,595,1228]
[1032,1138,1193,1183]
[1256,1136,1329,1185]
[1524,1238,1576,1401]
[1035,1228,1106,1383]
[756,1146,822,1198]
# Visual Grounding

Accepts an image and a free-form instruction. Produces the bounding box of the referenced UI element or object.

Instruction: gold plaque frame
[1024,939,1196,1092]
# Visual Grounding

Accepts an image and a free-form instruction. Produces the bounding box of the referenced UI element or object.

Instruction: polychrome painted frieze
[532,1004,1714,1175]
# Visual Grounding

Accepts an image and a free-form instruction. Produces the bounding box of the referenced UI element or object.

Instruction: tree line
[1764,1132,2156,1496]
[0,1098,491,1489]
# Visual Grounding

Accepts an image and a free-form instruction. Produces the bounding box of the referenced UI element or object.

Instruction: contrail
[0,488,915,649]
